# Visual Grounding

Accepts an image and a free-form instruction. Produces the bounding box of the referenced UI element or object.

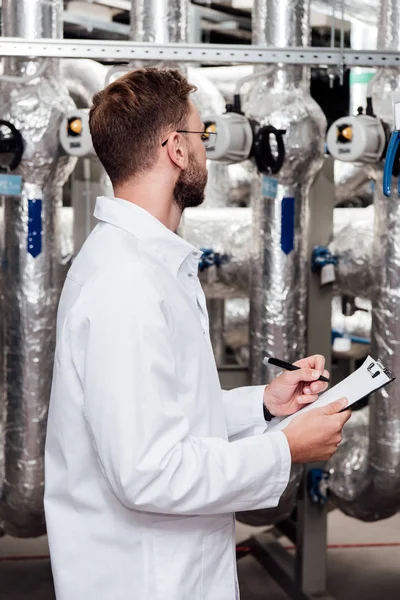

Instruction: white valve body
[204,112,253,164]
[326,115,386,163]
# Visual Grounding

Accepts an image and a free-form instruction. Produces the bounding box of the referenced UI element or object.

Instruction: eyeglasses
[161,129,217,149]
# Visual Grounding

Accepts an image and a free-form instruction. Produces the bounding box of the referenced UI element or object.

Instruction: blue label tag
[27,199,42,258]
[0,174,22,196]
[281,197,295,255]
[261,175,278,199]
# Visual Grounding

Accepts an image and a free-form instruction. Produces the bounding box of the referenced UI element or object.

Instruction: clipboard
[267,355,396,433]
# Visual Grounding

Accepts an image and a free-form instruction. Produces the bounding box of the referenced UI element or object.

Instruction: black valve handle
[0,120,24,171]
[253,124,286,175]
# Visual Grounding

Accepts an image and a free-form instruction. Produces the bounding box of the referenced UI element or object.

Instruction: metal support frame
[0,37,399,66]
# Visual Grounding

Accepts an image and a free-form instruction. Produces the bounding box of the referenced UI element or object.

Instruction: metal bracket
[1,38,400,66]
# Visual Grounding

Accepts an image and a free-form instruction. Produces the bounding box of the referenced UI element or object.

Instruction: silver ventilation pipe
[131,0,188,44]
[246,0,326,382]
[0,0,76,537]
[329,0,400,521]
[60,60,108,109]
[237,0,326,526]
[183,206,375,300]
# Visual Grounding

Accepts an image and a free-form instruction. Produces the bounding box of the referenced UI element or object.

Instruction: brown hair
[89,68,196,186]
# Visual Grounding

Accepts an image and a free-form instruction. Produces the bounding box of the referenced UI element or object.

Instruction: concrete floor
[0,510,399,599]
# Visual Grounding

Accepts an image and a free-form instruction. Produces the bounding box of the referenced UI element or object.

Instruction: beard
[173,151,208,212]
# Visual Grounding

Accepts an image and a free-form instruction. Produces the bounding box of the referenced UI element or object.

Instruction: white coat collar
[93,196,201,277]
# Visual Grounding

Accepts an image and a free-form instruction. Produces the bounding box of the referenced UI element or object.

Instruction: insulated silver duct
[0,0,77,537]
[246,0,326,385]
[181,207,251,298]
[236,0,326,527]
[60,59,108,109]
[330,205,374,298]
[328,0,400,521]
[183,206,375,299]
[131,0,188,44]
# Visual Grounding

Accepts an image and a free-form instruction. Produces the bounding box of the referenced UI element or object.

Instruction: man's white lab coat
[44,196,291,600]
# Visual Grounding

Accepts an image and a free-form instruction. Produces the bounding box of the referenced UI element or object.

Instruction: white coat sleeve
[221,387,285,441]
[221,386,270,441]
[72,267,291,516]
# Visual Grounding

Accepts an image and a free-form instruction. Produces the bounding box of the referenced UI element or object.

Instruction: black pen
[263,357,330,383]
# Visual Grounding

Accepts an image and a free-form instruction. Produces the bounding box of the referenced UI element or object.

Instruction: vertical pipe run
[0,0,77,537]
[131,0,188,44]
[248,0,325,385]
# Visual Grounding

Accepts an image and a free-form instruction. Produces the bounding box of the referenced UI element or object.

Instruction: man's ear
[166,133,188,171]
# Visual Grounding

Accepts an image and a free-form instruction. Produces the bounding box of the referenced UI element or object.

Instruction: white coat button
[188,273,193,277]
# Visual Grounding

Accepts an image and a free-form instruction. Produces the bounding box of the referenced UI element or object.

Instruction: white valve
[59,109,95,158]
[204,113,253,164]
[326,115,386,163]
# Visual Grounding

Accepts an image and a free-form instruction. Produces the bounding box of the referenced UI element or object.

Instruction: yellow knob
[69,119,82,136]
[341,126,352,141]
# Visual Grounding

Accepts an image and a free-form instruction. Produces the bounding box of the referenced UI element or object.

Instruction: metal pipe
[248,0,325,382]
[235,0,326,527]
[60,59,109,109]
[182,206,375,300]
[0,0,77,537]
[328,0,400,521]
[131,0,188,44]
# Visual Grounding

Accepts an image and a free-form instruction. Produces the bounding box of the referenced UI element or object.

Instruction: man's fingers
[303,381,329,395]
[293,354,326,373]
[338,409,352,426]
[313,354,326,373]
[283,367,323,385]
[297,394,319,405]
[322,398,349,415]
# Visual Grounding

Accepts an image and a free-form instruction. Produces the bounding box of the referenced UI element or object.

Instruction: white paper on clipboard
[268,355,395,433]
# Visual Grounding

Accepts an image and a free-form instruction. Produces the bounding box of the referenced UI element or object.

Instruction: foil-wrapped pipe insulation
[330,205,374,298]
[328,408,370,505]
[181,207,251,299]
[236,0,326,527]
[0,0,77,538]
[328,0,400,521]
[246,0,326,385]
[195,66,254,104]
[182,205,375,300]
[60,60,109,109]
[131,0,188,45]
[334,162,374,208]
